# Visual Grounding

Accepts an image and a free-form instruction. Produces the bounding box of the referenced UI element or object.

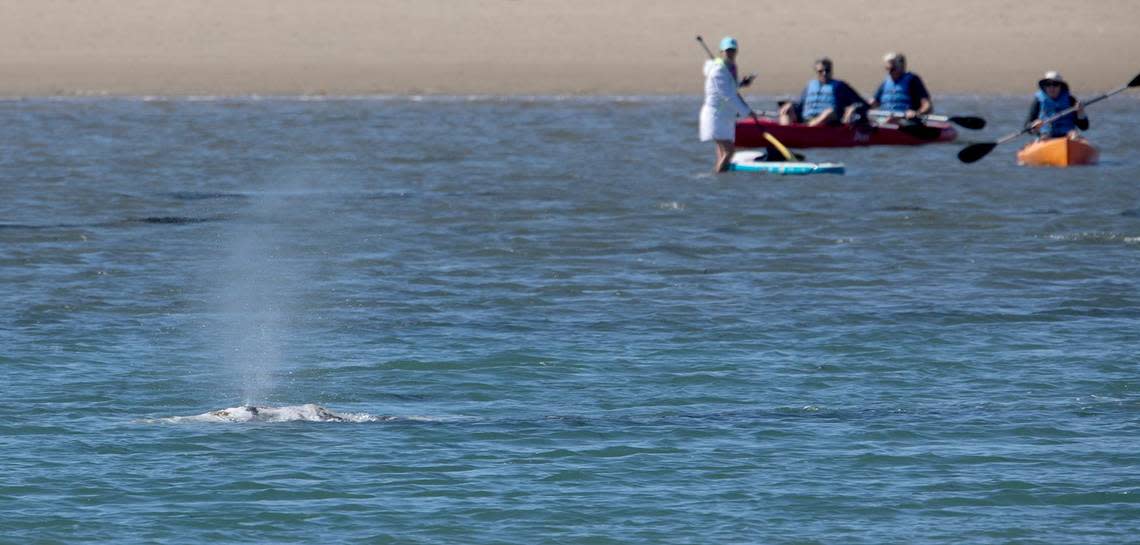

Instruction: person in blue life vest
[778,57,867,127]
[699,36,757,173]
[1025,71,1088,139]
[869,52,933,120]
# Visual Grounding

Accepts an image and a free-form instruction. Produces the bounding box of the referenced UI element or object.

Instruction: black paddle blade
[949,116,986,130]
[1129,73,1140,87]
[898,121,944,141]
[957,142,997,163]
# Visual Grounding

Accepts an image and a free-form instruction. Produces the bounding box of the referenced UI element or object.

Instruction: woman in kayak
[1025,71,1088,139]
[778,57,867,127]
[699,36,756,173]
[869,52,933,120]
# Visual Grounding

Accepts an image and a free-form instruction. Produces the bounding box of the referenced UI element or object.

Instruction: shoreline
[2,93,1135,101]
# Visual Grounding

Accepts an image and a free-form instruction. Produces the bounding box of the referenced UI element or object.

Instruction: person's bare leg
[807,109,837,127]
[841,104,858,124]
[778,103,798,126]
[715,140,734,173]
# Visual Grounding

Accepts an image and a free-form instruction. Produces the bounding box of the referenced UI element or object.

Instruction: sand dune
[0,0,1136,96]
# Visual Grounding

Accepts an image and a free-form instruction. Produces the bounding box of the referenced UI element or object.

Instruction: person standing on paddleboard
[869,53,933,121]
[700,36,756,173]
[1025,71,1088,139]
[777,57,867,127]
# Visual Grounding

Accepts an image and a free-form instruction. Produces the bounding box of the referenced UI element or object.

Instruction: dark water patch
[0,215,229,230]
[385,155,439,165]
[880,205,932,212]
[540,128,588,142]
[0,223,78,230]
[1041,305,1140,320]
[163,191,250,201]
[1048,491,1140,506]
[123,215,229,225]
[365,191,414,200]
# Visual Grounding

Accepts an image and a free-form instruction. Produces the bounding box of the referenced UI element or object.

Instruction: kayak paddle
[958,72,1140,164]
[895,120,946,141]
[869,110,986,130]
[761,132,804,162]
[696,35,798,161]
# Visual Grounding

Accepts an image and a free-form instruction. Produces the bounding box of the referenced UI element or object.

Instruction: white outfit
[699,59,752,142]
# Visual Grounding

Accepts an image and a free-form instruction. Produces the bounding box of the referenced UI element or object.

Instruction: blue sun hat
[719,36,738,51]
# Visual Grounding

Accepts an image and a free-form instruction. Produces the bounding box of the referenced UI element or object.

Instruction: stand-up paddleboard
[728,151,845,175]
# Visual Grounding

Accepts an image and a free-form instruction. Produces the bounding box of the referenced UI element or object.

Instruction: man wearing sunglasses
[778,57,867,127]
[1025,71,1089,139]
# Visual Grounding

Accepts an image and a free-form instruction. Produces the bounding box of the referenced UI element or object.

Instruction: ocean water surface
[1,95,1138,543]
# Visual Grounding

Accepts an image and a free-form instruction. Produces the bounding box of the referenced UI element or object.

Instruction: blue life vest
[878,72,917,112]
[1035,89,1075,137]
[802,79,837,118]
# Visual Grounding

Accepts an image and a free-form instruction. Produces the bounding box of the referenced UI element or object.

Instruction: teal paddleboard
[729,151,845,175]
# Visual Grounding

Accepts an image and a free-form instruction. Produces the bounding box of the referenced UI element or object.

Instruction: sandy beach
[0,0,1137,97]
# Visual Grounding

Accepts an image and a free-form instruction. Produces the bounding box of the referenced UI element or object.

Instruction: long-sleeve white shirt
[702,59,751,118]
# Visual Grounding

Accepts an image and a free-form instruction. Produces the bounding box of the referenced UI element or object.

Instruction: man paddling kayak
[1025,71,1089,139]
[778,58,867,127]
[699,36,756,173]
[869,53,933,121]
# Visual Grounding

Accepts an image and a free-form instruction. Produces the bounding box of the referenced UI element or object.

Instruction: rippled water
[2,96,1138,543]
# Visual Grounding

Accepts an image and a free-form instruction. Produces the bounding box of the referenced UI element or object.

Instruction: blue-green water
[2,96,1138,544]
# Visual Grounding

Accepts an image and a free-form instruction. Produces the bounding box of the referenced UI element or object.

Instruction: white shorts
[699,105,736,142]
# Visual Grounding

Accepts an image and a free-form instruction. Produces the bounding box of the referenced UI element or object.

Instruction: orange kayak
[1016,137,1099,167]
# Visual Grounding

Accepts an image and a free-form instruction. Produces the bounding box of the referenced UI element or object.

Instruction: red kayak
[735,117,957,149]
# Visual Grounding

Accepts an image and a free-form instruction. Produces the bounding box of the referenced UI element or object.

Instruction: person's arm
[1070,96,1090,130]
[916,98,933,116]
[832,83,854,112]
[707,63,750,118]
[1025,100,1042,131]
[911,76,933,115]
[839,82,868,108]
[720,68,752,118]
[807,108,835,127]
[869,82,884,109]
[836,82,869,124]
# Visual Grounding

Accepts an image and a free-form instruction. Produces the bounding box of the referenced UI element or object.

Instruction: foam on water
[147,404,394,423]
[1044,231,1140,244]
